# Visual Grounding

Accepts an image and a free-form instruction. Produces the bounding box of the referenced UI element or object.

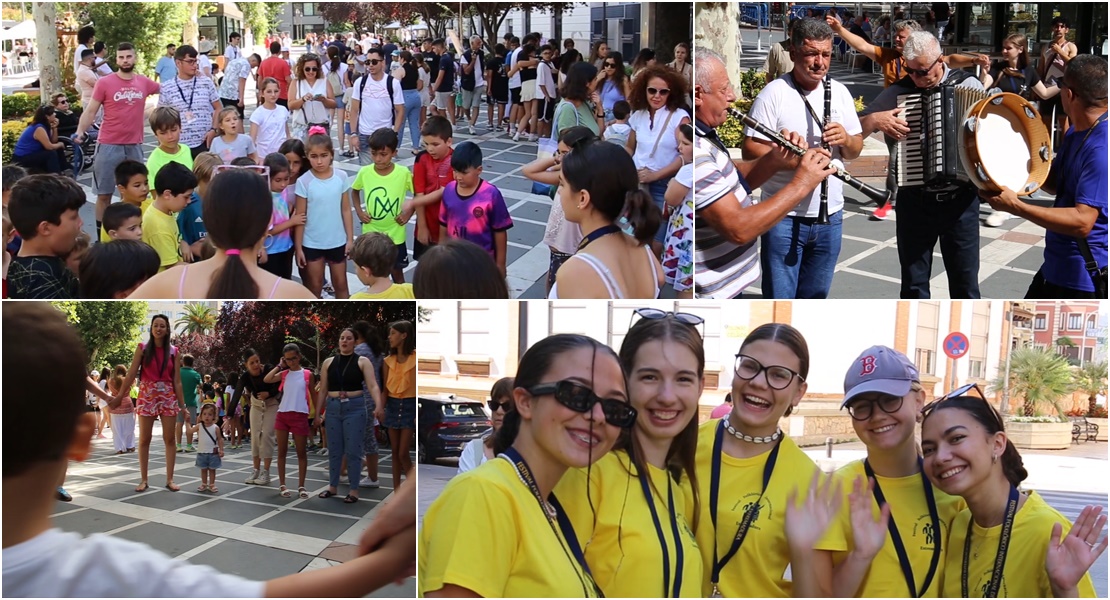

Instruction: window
[915,302,940,375]
[1068,314,1083,330]
[969,303,989,379]
[303,3,316,17]
[969,360,984,378]
[915,349,935,375]
[458,302,491,355]
[1034,314,1047,330]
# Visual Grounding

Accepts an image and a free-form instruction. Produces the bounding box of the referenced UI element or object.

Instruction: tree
[695,3,743,96]
[52,301,148,370]
[392,1,453,40]
[81,2,191,75]
[467,3,577,51]
[990,347,1075,418]
[239,2,283,39]
[176,302,218,336]
[318,2,411,36]
[33,2,62,100]
[1073,361,1108,416]
[175,331,219,374]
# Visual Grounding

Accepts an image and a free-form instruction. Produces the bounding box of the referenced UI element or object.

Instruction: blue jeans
[326,395,367,490]
[400,89,423,149]
[647,179,671,244]
[760,209,842,299]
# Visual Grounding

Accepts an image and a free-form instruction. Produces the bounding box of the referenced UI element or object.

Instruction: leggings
[249,397,279,460]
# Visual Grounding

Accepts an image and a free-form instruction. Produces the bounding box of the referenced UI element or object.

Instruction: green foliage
[175,303,218,336]
[2,118,30,164]
[80,2,190,76]
[1073,360,1109,416]
[239,2,283,38]
[2,89,81,119]
[51,301,149,370]
[990,347,1075,419]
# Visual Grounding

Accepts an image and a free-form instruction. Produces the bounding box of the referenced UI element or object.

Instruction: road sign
[943,332,970,360]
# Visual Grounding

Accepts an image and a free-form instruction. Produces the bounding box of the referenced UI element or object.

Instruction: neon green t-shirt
[142,205,182,271]
[146,145,194,188]
[350,164,413,242]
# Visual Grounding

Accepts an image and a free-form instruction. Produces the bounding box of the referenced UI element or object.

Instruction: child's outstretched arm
[263,523,415,597]
[493,230,507,278]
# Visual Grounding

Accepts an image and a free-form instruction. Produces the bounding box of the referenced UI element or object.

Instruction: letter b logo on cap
[859,355,877,377]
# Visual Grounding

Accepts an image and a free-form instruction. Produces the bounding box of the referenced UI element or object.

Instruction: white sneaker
[985,211,1012,227]
[256,470,271,485]
[468,125,476,135]
[360,479,381,489]
[512,130,522,142]
[245,469,259,485]
[318,447,328,456]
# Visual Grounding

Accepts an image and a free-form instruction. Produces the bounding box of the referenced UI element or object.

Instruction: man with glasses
[692,46,836,299]
[860,31,985,299]
[74,42,161,238]
[156,45,222,159]
[743,18,864,299]
[979,55,1107,299]
[347,48,405,166]
[258,41,292,107]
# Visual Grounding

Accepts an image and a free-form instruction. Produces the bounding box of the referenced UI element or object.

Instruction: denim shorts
[196,452,222,469]
[383,396,415,429]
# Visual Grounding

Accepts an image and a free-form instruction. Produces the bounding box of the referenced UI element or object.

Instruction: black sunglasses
[906,57,941,77]
[366,59,383,66]
[526,380,638,428]
[488,399,511,412]
[629,308,705,337]
[603,62,617,68]
[304,66,319,72]
[846,393,905,421]
[734,354,804,390]
[920,383,993,420]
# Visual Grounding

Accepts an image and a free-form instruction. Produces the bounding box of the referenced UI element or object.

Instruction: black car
[417,393,491,464]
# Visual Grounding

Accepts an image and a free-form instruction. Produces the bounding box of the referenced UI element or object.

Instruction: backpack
[279,368,312,406]
[354,73,396,131]
[326,63,344,97]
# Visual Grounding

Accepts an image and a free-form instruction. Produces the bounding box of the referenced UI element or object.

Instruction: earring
[992,453,998,464]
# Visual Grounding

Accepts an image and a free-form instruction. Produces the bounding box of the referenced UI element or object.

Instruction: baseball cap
[842,345,919,408]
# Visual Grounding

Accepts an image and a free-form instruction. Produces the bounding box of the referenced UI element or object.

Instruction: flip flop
[343,494,359,504]
[318,489,337,499]
[298,487,309,499]
[135,481,149,492]
[280,485,292,498]
[197,484,209,492]
[165,482,180,492]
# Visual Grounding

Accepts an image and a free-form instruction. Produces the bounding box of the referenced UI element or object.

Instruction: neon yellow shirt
[141,205,182,270]
[555,449,703,597]
[694,420,848,597]
[941,491,1096,598]
[420,457,600,598]
[831,459,967,597]
[351,164,413,242]
[100,198,152,242]
[350,283,415,299]
[146,145,194,187]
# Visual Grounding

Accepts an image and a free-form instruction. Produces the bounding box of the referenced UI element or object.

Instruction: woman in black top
[227,348,282,486]
[399,51,424,152]
[313,327,382,502]
[978,33,1059,103]
[512,42,539,141]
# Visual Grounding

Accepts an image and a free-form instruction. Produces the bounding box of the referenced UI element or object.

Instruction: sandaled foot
[197,483,209,492]
[135,481,149,493]
[299,487,309,499]
[280,485,292,498]
[318,489,337,498]
[343,494,359,504]
[208,485,218,494]
[165,482,180,492]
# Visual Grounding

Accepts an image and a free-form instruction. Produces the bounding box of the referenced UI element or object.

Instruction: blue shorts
[196,452,222,470]
[334,94,346,110]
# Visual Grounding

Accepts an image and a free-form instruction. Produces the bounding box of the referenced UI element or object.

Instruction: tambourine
[958,92,1052,195]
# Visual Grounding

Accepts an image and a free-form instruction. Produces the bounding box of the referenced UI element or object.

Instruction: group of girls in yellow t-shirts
[419,316,1107,598]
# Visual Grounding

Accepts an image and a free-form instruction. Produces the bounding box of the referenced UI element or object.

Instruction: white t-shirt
[536,60,556,98]
[291,78,329,125]
[278,368,310,414]
[249,104,291,158]
[73,44,88,77]
[198,54,213,78]
[457,436,490,475]
[352,73,403,135]
[96,60,113,77]
[745,75,862,217]
[224,44,241,61]
[508,47,522,89]
[629,107,690,172]
[196,422,221,453]
[2,529,263,597]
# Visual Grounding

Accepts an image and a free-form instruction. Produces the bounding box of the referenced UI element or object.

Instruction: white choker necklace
[723,417,783,444]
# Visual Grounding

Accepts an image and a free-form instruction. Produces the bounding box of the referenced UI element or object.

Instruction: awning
[0,20,36,42]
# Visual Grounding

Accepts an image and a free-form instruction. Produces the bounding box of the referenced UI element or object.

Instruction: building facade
[1032,301,1104,366]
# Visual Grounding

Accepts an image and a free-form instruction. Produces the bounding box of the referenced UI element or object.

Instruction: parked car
[418,393,490,464]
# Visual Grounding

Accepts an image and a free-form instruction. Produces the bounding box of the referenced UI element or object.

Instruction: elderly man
[157,44,223,158]
[692,46,835,299]
[742,18,864,299]
[460,35,486,135]
[981,55,1108,298]
[860,31,986,299]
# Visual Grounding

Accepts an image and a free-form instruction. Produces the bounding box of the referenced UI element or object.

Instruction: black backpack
[354,73,397,131]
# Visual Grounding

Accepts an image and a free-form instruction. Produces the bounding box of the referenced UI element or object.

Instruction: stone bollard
[825,437,833,458]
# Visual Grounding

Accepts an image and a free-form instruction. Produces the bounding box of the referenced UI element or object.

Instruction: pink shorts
[275,410,310,436]
[136,380,180,418]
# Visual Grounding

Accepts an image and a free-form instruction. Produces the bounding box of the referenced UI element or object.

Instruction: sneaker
[256,470,271,485]
[526,133,538,142]
[56,487,73,502]
[245,469,260,485]
[318,447,329,456]
[360,479,381,489]
[468,125,476,135]
[494,125,503,132]
[871,201,892,220]
[176,444,183,453]
[184,444,195,453]
[984,211,1011,227]
[512,129,522,142]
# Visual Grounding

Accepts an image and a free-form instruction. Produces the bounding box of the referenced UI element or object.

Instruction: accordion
[896,86,991,190]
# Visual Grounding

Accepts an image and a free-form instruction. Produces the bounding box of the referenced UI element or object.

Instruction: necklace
[723,414,782,444]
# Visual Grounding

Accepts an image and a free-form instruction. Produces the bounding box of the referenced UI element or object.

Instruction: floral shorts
[136,380,180,418]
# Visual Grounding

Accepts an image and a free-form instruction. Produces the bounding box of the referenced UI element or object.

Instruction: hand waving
[849,476,890,560]
[1046,505,1108,596]
[785,470,843,553]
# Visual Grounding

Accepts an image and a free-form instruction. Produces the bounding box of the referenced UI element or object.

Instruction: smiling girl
[457,377,514,475]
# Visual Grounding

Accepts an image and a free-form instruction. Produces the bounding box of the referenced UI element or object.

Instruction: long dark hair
[604,51,628,87]
[486,376,516,449]
[562,138,660,244]
[560,61,598,102]
[739,323,809,417]
[352,320,386,355]
[141,315,173,380]
[389,320,415,356]
[278,138,309,178]
[32,104,55,128]
[326,44,341,74]
[203,169,270,299]
[617,315,704,530]
[922,396,1029,488]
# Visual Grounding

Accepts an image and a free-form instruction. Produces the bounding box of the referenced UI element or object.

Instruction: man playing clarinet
[860,31,985,299]
[742,18,863,299]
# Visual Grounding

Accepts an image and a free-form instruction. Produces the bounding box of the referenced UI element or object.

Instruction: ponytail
[1000,439,1028,487]
[209,249,257,299]
[202,169,271,299]
[328,45,341,74]
[622,188,661,245]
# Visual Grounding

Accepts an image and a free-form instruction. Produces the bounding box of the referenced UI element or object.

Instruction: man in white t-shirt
[506,36,522,134]
[72,25,100,78]
[347,48,405,166]
[224,31,242,61]
[741,18,863,299]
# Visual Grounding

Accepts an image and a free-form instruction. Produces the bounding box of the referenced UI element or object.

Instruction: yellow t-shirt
[941,491,1097,598]
[554,450,703,598]
[146,145,194,186]
[831,459,967,597]
[694,419,848,597]
[99,198,153,242]
[420,457,601,598]
[141,205,182,270]
[350,283,415,299]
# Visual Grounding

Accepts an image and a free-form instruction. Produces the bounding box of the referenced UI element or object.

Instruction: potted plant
[990,347,1074,449]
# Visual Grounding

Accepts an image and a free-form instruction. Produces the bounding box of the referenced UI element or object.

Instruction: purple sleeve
[439,183,451,226]
[489,185,513,231]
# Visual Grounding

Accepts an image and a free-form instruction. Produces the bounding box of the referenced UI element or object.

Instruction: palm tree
[989,347,1074,418]
[1074,361,1108,416]
[176,303,217,336]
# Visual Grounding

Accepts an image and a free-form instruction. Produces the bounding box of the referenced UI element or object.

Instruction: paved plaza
[55,419,414,597]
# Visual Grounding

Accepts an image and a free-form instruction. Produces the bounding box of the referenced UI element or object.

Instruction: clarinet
[726,107,893,206]
[817,74,831,224]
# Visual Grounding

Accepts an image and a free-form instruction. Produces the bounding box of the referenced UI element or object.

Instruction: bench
[1071,417,1099,443]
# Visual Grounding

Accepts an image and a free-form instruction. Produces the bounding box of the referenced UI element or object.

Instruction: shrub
[1007,416,1067,423]
[2,118,31,164]
[1088,405,1108,419]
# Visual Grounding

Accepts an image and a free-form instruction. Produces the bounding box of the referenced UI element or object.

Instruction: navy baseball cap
[842,345,919,408]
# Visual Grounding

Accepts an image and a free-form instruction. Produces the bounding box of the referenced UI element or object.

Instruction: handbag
[296,81,329,131]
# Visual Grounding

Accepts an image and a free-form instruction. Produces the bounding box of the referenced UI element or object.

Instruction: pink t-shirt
[93,74,161,145]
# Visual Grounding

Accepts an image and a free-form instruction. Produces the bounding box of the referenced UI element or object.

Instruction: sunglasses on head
[647,87,671,97]
[920,382,996,421]
[629,307,705,337]
[488,399,511,412]
[526,380,637,428]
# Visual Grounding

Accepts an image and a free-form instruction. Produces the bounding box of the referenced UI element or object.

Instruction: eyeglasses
[906,57,941,77]
[304,67,319,72]
[629,307,705,337]
[487,399,511,413]
[365,59,383,66]
[734,354,804,390]
[846,394,906,421]
[526,380,638,428]
[179,58,198,65]
[56,99,69,105]
[647,87,671,97]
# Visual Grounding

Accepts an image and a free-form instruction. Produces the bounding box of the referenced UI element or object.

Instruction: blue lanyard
[962,485,1019,598]
[709,419,781,588]
[638,464,684,597]
[864,458,941,597]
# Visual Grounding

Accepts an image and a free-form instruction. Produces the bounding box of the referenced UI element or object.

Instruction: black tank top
[328,353,364,392]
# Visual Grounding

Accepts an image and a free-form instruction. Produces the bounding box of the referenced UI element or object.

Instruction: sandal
[318,489,337,499]
[298,487,309,499]
[165,482,180,492]
[209,485,218,494]
[280,485,292,498]
[135,481,149,493]
[197,483,209,492]
[342,150,356,158]
[343,494,359,504]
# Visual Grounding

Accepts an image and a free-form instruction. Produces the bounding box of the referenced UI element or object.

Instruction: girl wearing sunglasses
[830,346,966,597]
[555,310,704,597]
[695,323,845,597]
[457,377,515,474]
[921,391,1104,597]
[421,334,632,598]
